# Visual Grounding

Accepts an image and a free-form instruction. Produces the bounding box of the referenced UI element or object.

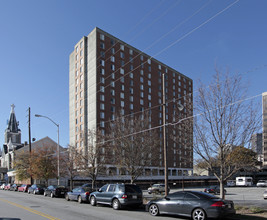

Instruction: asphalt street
[0,190,184,220]
[0,187,266,220]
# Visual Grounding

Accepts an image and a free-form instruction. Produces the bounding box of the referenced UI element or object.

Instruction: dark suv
[89,183,143,210]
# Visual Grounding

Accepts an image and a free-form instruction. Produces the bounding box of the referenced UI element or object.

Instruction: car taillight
[211,201,225,207]
[121,194,127,199]
[85,192,90,196]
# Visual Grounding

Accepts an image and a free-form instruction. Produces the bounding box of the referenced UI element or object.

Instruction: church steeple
[7,104,19,133]
[5,104,21,144]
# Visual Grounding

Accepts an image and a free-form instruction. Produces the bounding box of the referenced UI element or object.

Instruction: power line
[96,92,262,145]
[67,58,267,141]
[36,1,242,141]
[69,0,214,92]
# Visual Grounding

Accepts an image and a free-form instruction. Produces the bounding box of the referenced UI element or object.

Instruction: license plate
[61,192,65,194]
[132,196,137,199]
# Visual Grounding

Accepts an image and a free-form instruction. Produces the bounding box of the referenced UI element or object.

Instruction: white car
[263,190,267,200]
[256,180,267,187]
[0,183,6,190]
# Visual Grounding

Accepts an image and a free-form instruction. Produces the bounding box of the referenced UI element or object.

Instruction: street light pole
[35,114,60,185]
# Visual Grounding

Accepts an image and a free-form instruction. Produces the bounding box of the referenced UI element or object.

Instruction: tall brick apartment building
[69,27,193,180]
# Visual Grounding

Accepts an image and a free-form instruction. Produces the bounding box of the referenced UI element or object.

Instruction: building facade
[69,27,193,179]
[251,133,263,163]
[263,92,267,166]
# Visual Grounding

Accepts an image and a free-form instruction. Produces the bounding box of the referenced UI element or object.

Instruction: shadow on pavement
[0,218,21,220]
[227,214,267,220]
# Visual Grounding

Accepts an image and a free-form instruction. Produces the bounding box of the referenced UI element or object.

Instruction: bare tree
[78,129,108,189]
[60,145,81,190]
[193,70,261,199]
[170,94,194,170]
[110,112,160,183]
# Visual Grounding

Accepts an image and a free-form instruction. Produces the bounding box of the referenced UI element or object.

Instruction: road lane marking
[0,198,61,220]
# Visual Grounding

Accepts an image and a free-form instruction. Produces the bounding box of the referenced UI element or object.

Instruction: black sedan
[65,187,93,203]
[44,185,68,198]
[146,191,235,220]
[28,184,46,194]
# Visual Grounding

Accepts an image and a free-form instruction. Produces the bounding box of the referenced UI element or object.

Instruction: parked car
[44,185,68,198]
[263,190,267,200]
[18,184,31,192]
[28,184,46,194]
[4,184,11,190]
[10,184,21,191]
[204,185,226,195]
[1,183,7,190]
[146,191,236,219]
[226,180,236,187]
[148,184,170,194]
[89,183,143,210]
[256,180,267,187]
[65,187,93,203]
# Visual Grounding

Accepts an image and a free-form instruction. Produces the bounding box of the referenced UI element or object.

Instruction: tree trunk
[220,181,225,200]
[130,175,134,184]
[70,177,73,190]
[92,177,95,190]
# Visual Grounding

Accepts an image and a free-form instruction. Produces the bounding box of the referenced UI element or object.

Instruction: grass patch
[235,205,264,214]
[250,207,264,214]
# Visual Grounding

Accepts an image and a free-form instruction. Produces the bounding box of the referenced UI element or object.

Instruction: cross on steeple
[11,104,15,113]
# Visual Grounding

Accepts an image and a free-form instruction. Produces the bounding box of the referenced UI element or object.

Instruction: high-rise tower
[69,27,193,177]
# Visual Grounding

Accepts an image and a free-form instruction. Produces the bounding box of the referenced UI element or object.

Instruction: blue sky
[0,0,266,148]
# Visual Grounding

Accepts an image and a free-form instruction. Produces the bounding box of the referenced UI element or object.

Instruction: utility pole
[163,73,168,196]
[28,107,33,185]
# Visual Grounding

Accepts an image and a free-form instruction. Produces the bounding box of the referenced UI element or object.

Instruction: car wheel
[112,198,120,210]
[65,194,70,201]
[33,190,36,195]
[90,196,96,206]
[28,190,30,194]
[50,192,54,198]
[44,191,47,196]
[78,195,83,204]
[192,208,206,220]
[149,204,159,216]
